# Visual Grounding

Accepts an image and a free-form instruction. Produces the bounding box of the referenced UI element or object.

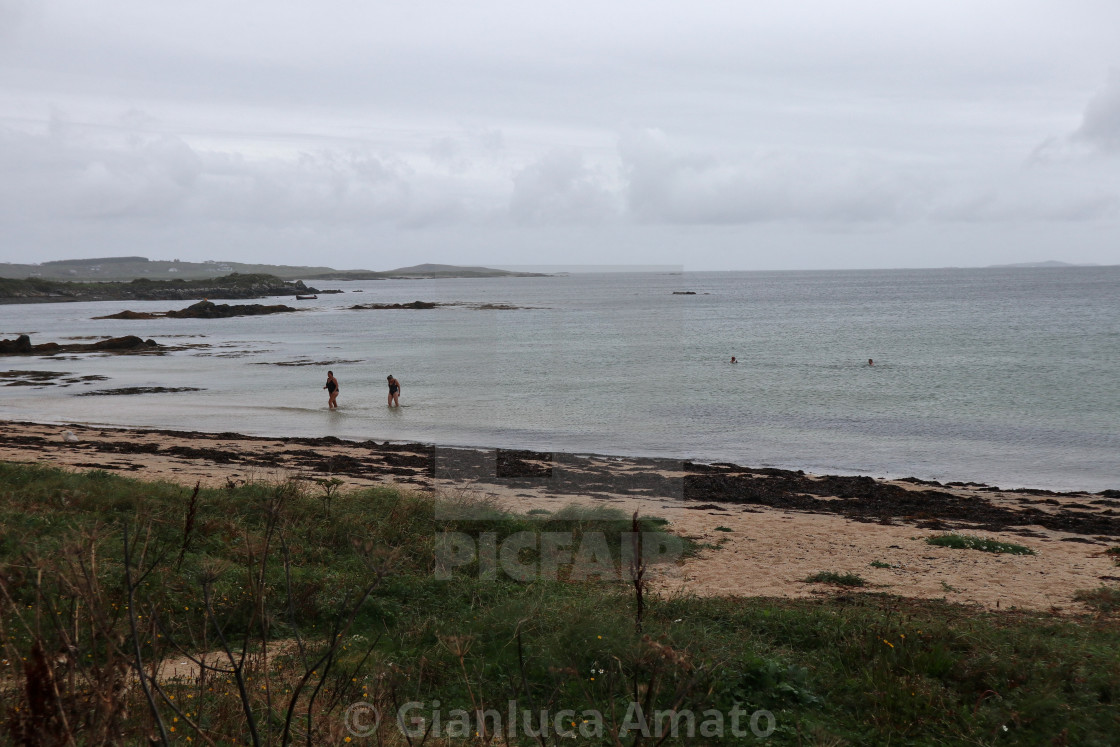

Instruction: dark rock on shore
[0,334,161,356]
[94,300,298,320]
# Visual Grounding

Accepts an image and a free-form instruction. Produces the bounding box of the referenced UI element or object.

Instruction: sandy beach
[2,419,1117,613]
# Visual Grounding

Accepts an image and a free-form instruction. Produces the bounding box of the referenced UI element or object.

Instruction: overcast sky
[1,0,1118,271]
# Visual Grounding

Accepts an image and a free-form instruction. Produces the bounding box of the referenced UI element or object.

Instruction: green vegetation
[1074,587,1120,614]
[869,560,893,569]
[1,463,1118,744]
[925,533,1036,555]
[1107,546,1120,566]
[802,571,868,587]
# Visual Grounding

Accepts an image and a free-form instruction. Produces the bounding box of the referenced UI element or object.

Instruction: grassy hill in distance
[0,256,335,281]
[0,256,548,281]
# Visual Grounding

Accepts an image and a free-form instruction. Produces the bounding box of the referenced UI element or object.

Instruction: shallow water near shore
[1,266,1117,492]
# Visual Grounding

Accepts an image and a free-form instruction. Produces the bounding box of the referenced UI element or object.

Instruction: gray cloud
[619,129,923,225]
[2,1,1119,268]
[0,113,482,232]
[931,189,1119,223]
[509,149,620,224]
[0,0,30,42]
[1073,70,1120,154]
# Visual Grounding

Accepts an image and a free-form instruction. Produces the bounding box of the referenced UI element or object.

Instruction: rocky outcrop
[94,300,299,320]
[0,335,33,354]
[165,300,298,318]
[0,335,161,356]
[349,301,440,310]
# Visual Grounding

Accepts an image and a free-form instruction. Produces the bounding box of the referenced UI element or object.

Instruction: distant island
[0,256,548,282]
[986,260,1099,269]
[309,263,549,280]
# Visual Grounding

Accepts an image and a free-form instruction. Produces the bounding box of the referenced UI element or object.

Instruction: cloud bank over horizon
[1,1,1117,270]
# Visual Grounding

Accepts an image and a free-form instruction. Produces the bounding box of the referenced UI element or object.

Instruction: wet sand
[2,419,1117,613]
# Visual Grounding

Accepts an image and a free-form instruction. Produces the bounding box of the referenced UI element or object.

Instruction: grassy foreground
[0,463,1117,745]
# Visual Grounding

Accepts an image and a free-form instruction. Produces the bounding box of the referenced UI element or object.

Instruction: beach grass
[925,533,1036,555]
[802,571,868,587]
[1074,587,1120,614]
[1,462,1118,745]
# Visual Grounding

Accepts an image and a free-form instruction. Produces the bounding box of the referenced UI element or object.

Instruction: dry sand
[2,419,1118,614]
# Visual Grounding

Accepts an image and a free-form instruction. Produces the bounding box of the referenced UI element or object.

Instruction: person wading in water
[323,370,339,409]
[387,374,401,407]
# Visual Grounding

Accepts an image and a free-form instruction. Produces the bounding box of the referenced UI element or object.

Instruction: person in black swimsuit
[387,375,400,407]
[323,370,339,409]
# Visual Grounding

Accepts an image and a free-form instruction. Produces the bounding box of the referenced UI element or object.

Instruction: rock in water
[0,334,33,354]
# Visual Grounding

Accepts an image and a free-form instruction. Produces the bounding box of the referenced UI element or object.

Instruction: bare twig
[630,512,646,637]
[175,481,202,570]
[123,523,170,745]
[201,577,262,747]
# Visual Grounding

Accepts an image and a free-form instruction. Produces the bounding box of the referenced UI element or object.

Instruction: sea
[1,266,1118,493]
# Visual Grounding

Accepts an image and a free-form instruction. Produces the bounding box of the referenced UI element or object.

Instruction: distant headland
[0,256,549,282]
[0,273,326,304]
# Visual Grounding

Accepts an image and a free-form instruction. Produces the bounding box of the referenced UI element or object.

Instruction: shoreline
[3,418,1118,613]
[2,409,1107,495]
[5,416,1115,496]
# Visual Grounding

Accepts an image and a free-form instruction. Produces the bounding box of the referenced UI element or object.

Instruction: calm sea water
[1,267,1117,492]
